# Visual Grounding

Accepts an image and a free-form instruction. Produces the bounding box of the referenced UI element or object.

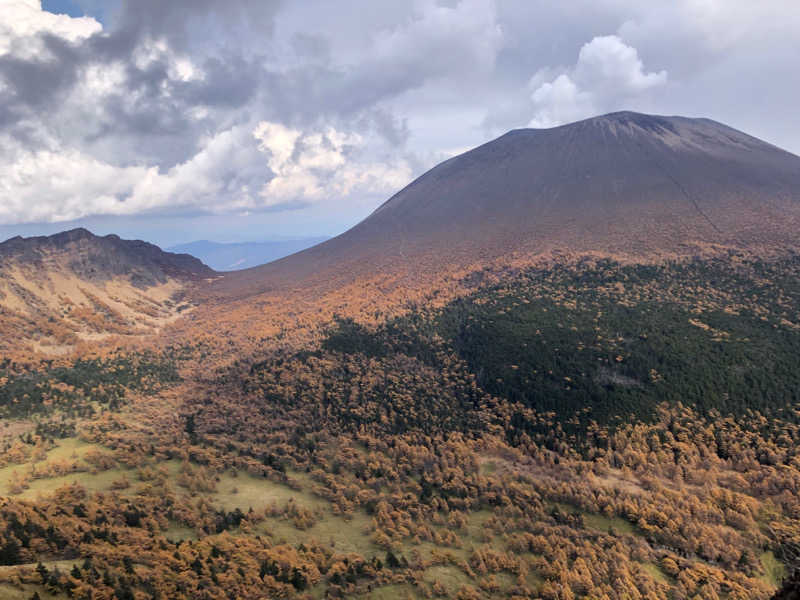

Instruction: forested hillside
[2,254,800,599]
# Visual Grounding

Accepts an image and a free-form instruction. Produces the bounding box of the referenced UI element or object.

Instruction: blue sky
[2,1,800,248]
[42,0,112,23]
[41,0,82,17]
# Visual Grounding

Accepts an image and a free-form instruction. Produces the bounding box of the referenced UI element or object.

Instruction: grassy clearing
[639,561,671,585]
[490,572,518,594]
[42,437,99,461]
[210,470,327,513]
[582,512,636,535]
[0,559,79,575]
[18,467,132,500]
[0,437,109,496]
[0,583,65,600]
[760,551,786,588]
[464,509,493,533]
[209,466,381,557]
[0,560,79,600]
[417,509,498,557]
[551,502,637,536]
[422,565,471,594]
[354,583,421,599]
[412,540,469,564]
[478,459,498,475]
[526,567,544,590]
[164,522,198,542]
[261,510,376,556]
[0,464,24,494]
[0,420,34,444]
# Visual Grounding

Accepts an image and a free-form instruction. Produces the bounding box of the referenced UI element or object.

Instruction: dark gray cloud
[112,0,282,52]
[0,0,799,240]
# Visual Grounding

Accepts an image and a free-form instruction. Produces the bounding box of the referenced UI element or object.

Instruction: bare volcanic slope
[0,228,215,355]
[213,111,800,301]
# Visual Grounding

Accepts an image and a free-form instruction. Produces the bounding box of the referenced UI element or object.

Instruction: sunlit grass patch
[422,564,472,594]
[353,583,421,599]
[164,522,198,542]
[43,437,98,461]
[261,510,376,556]
[582,511,636,535]
[0,437,113,496]
[18,467,133,500]
[210,469,327,513]
[760,550,786,588]
[0,560,80,600]
[550,501,637,536]
[639,561,671,585]
[0,583,65,600]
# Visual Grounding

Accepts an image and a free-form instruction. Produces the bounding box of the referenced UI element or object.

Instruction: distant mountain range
[167,238,329,271]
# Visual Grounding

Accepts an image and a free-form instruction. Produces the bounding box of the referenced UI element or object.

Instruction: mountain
[212,111,800,300]
[167,237,329,271]
[0,228,214,354]
[5,115,800,600]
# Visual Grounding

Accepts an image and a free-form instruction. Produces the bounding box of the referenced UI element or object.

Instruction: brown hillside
[0,228,215,355]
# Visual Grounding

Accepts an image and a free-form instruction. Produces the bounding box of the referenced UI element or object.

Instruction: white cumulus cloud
[254,121,412,208]
[0,0,101,59]
[529,35,667,128]
[0,119,414,225]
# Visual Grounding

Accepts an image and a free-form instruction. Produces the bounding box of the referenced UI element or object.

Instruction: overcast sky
[1,0,799,247]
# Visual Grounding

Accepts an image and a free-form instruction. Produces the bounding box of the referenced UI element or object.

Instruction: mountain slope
[213,111,800,300]
[0,228,215,354]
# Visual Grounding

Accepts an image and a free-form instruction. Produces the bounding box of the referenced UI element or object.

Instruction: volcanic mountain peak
[0,229,214,355]
[393,110,795,237]
[211,111,800,307]
[521,111,762,144]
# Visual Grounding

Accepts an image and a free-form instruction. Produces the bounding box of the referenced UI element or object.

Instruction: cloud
[0,0,493,226]
[528,35,667,128]
[0,117,412,224]
[0,122,275,224]
[2,0,800,237]
[368,0,503,81]
[258,0,504,122]
[528,74,593,130]
[575,35,667,93]
[253,121,412,208]
[0,0,101,59]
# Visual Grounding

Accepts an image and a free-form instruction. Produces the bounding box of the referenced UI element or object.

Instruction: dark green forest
[323,257,800,428]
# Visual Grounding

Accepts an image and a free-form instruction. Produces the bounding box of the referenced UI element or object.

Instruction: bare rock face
[0,229,215,354]
[215,111,800,298]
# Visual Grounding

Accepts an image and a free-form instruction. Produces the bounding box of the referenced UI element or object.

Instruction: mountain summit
[0,229,214,354]
[216,111,800,297]
[0,228,214,284]
[364,111,800,251]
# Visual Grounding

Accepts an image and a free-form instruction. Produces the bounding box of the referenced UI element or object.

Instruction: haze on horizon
[1,0,799,248]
